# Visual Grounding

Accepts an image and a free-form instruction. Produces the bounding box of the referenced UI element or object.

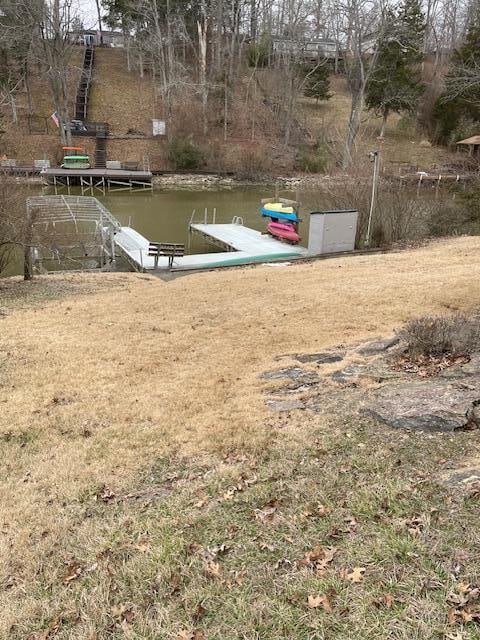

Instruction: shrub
[296,144,330,173]
[246,34,271,67]
[167,138,204,170]
[302,64,331,102]
[399,313,480,359]
[234,145,271,180]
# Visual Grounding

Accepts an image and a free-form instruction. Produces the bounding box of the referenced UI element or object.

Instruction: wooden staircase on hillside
[73,45,111,169]
[93,123,108,168]
[75,45,94,121]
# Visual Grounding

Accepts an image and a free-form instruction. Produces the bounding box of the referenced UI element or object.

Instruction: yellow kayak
[261,202,299,222]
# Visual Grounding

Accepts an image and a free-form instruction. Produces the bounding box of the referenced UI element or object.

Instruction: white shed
[308,210,358,255]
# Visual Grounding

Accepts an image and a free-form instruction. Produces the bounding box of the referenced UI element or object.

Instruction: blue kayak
[260,207,300,222]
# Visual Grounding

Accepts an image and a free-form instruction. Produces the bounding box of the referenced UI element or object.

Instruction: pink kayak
[267,221,301,244]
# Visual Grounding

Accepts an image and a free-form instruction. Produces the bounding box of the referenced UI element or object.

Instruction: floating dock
[115,222,308,271]
[41,167,153,190]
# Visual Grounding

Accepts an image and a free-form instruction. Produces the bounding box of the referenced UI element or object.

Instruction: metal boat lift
[27,195,121,272]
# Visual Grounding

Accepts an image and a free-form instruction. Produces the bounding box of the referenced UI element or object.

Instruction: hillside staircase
[75,45,94,121]
[94,125,108,169]
[73,45,110,169]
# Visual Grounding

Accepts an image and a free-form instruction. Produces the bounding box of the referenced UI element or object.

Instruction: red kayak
[267,221,301,244]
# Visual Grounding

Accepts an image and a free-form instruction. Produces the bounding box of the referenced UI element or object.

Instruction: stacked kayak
[260,201,301,244]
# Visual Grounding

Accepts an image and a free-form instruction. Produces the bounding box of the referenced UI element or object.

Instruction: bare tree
[0,175,32,279]
[339,0,382,168]
[94,0,104,44]
[197,1,209,135]
[36,0,78,145]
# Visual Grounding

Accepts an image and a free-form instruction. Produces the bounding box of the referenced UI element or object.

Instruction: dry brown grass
[1,237,480,637]
[88,48,155,136]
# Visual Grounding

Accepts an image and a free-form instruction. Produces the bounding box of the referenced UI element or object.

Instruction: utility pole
[366,150,379,246]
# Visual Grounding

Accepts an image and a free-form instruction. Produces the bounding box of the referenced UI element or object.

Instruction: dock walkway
[115,223,307,271]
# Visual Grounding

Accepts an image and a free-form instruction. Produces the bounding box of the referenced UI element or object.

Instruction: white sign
[152,119,166,136]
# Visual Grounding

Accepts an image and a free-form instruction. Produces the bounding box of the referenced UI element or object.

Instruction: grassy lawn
[1,237,479,639]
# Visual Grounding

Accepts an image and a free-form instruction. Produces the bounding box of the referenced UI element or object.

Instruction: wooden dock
[41,167,153,190]
[115,223,308,271]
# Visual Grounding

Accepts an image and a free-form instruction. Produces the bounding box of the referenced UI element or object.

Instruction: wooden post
[24,205,35,281]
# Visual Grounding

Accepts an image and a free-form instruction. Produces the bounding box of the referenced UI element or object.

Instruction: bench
[148,242,185,269]
[121,160,139,171]
[34,159,51,170]
[106,160,122,170]
[0,159,16,168]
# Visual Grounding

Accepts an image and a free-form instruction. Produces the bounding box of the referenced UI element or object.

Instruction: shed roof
[456,135,480,145]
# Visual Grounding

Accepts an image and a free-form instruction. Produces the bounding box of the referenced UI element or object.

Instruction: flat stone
[442,467,480,488]
[355,336,400,356]
[366,377,480,432]
[266,399,306,412]
[261,367,311,380]
[294,352,344,364]
[440,354,480,379]
[331,365,368,385]
[261,368,319,388]
[461,354,480,375]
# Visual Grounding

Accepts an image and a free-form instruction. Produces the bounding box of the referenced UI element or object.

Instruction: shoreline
[5,171,365,191]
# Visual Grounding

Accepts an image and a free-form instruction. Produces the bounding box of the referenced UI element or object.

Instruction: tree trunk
[9,93,17,124]
[125,31,131,72]
[24,62,33,116]
[23,207,34,281]
[250,0,257,41]
[379,110,388,138]
[342,89,363,169]
[197,18,209,136]
[94,0,104,45]
[215,0,224,76]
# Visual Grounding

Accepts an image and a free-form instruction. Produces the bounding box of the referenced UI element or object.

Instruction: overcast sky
[77,0,100,27]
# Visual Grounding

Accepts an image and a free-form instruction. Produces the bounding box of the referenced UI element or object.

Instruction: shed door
[322,212,357,253]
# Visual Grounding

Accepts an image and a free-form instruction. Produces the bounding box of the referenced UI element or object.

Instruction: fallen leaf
[304,545,325,563]
[97,485,115,502]
[206,543,230,559]
[307,594,332,612]
[29,616,62,639]
[299,545,337,570]
[111,603,127,618]
[460,609,473,623]
[346,567,366,583]
[447,607,458,625]
[204,561,222,578]
[177,630,204,640]
[193,603,206,622]
[254,505,277,521]
[63,561,83,585]
[125,609,135,623]
[383,593,394,609]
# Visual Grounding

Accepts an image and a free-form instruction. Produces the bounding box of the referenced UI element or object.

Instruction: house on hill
[272,37,339,61]
[68,29,125,47]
